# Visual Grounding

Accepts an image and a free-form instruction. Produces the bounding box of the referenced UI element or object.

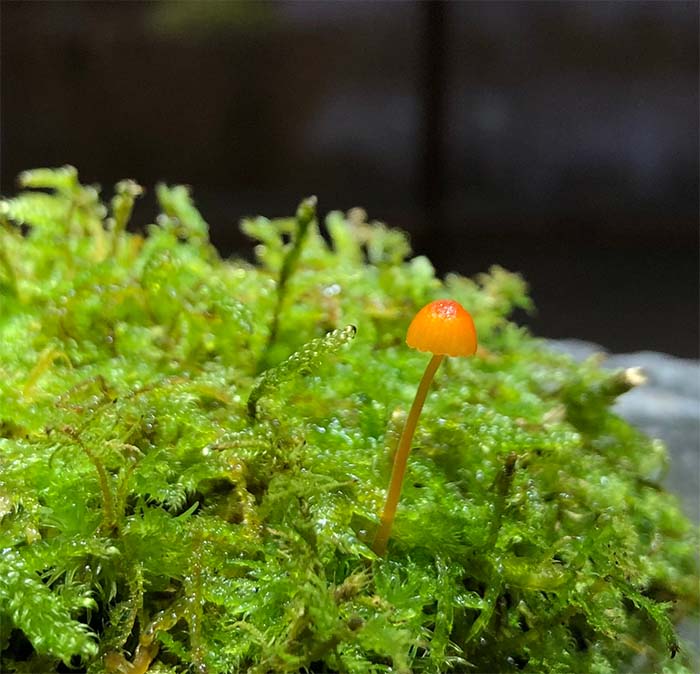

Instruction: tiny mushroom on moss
[372,299,477,556]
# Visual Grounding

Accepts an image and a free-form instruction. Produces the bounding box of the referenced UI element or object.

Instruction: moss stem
[373,353,444,556]
[62,426,117,532]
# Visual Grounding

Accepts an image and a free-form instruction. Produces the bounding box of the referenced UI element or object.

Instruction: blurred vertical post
[420,0,447,249]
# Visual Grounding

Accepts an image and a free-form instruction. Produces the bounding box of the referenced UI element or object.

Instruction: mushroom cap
[406,299,477,357]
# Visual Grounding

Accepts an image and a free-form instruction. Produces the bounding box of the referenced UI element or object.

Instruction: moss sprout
[0,167,697,673]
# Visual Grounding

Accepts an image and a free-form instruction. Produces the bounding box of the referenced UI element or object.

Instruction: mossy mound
[0,167,697,673]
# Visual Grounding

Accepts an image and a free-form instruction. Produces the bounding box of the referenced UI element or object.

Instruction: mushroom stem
[373,353,445,556]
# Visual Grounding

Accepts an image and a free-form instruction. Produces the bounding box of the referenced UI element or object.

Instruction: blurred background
[2,0,698,356]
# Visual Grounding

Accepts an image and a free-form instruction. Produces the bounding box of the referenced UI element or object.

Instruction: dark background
[2,1,698,356]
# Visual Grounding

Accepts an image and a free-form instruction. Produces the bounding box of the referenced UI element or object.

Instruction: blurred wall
[2,1,698,356]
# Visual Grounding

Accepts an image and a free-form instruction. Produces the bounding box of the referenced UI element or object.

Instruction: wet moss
[0,167,697,673]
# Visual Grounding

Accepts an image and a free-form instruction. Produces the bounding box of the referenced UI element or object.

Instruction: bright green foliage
[0,167,697,673]
[248,324,357,419]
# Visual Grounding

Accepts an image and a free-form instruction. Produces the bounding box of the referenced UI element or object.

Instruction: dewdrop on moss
[372,299,477,556]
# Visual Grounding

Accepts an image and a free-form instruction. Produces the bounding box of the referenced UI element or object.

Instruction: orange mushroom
[372,299,477,556]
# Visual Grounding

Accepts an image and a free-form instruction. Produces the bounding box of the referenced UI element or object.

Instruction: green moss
[0,167,697,673]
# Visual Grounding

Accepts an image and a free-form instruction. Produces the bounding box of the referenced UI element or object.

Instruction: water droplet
[323,283,342,297]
